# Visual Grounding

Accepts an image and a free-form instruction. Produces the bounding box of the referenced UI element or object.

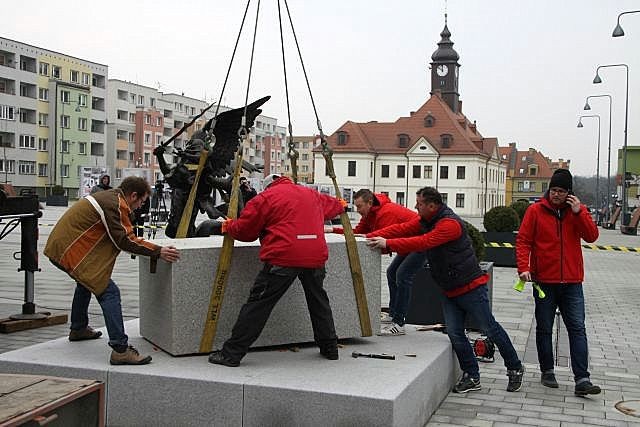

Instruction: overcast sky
[3,0,638,176]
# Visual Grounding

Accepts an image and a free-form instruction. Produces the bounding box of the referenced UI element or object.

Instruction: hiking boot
[541,371,559,388]
[208,350,240,367]
[69,327,102,342]
[378,322,405,336]
[380,312,393,324]
[453,373,481,393]
[575,380,601,396]
[110,345,152,365]
[320,347,339,360]
[507,365,525,392]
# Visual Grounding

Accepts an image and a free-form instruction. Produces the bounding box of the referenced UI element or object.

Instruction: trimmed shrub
[510,200,531,224]
[483,206,520,232]
[464,220,485,261]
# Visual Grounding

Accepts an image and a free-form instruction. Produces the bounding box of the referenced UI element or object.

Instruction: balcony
[90,142,105,156]
[0,51,16,68]
[0,78,16,95]
[91,119,105,134]
[19,55,36,73]
[92,74,106,89]
[19,82,37,99]
[92,96,105,111]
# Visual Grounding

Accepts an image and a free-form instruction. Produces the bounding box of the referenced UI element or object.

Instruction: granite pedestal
[139,235,381,355]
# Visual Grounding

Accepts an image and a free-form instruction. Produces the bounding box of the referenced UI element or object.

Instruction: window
[144,133,151,145]
[144,152,151,165]
[156,116,162,126]
[150,97,156,107]
[441,193,448,204]
[38,88,49,101]
[456,193,465,208]
[61,140,70,153]
[397,165,405,178]
[38,113,48,127]
[302,153,308,161]
[456,166,465,179]
[156,134,162,146]
[52,65,61,79]
[129,113,135,123]
[412,165,421,179]
[302,142,309,149]
[78,142,87,154]
[82,72,90,86]
[39,62,49,76]
[38,138,48,151]
[38,163,48,176]
[424,114,435,127]
[137,95,144,106]
[542,182,548,191]
[337,132,347,145]
[78,93,87,107]
[145,114,151,125]
[0,105,15,120]
[0,159,15,174]
[347,161,356,176]
[529,166,538,176]
[424,165,433,179]
[19,135,36,149]
[60,115,70,128]
[302,165,309,172]
[396,192,405,206]
[440,134,452,148]
[61,164,69,178]
[381,164,389,178]
[440,165,449,179]
[70,70,79,83]
[398,134,409,148]
[78,118,87,131]
[60,90,70,103]
[130,93,136,104]
[18,160,36,175]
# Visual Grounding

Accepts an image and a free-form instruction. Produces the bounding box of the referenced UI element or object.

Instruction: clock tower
[430,14,461,113]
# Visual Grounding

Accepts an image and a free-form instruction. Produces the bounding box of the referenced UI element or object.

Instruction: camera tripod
[149,181,169,239]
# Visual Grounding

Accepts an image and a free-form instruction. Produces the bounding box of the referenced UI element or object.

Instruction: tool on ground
[351,351,395,360]
[513,278,546,298]
[471,336,495,363]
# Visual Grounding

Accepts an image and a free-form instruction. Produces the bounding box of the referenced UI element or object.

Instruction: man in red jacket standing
[328,189,420,335]
[207,175,346,367]
[516,169,601,396]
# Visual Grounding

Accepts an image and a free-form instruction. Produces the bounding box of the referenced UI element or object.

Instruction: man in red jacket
[516,169,600,396]
[328,189,420,335]
[207,175,346,367]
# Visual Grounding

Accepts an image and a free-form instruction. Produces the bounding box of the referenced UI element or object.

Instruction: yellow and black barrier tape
[484,242,640,252]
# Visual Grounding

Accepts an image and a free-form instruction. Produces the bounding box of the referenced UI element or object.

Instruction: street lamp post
[612,10,640,37]
[584,94,612,218]
[593,64,629,226]
[577,115,601,215]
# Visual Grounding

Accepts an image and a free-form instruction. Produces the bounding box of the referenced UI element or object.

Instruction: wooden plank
[0,313,67,333]
[0,376,43,396]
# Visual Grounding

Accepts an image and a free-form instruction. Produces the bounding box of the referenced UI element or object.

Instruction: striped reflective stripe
[296,234,318,240]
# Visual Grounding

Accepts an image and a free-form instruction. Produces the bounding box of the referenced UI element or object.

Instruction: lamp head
[593,72,602,84]
[577,119,584,128]
[583,101,591,111]
[612,22,625,37]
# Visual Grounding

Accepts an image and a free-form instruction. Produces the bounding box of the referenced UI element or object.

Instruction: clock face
[436,64,449,77]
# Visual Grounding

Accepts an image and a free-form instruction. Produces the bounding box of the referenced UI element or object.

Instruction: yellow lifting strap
[175,149,208,239]
[199,138,246,353]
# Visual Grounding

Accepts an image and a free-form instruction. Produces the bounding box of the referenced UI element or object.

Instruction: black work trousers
[222,264,337,363]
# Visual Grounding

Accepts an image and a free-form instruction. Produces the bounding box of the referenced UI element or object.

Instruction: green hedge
[483,206,520,232]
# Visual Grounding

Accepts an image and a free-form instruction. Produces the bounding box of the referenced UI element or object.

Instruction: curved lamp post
[612,10,640,37]
[593,64,629,226]
[584,94,612,217]
[577,115,601,210]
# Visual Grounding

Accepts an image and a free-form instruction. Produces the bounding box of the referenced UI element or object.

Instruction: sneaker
[320,347,339,360]
[208,350,240,367]
[69,327,103,342]
[574,380,601,396]
[378,322,405,336]
[507,365,525,392]
[380,312,393,324]
[453,373,481,393]
[541,371,559,388]
[109,345,152,365]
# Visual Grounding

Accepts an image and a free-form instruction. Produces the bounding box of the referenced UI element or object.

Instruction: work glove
[337,198,348,212]
[194,220,224,237]
[153,145,165,156]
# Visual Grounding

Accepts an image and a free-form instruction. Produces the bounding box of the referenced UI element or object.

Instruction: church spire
[430,13,461,113]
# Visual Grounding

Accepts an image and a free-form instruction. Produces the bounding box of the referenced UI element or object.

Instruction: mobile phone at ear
[568,190,575,196]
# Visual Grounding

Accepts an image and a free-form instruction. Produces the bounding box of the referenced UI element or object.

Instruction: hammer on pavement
[351,351,395,360]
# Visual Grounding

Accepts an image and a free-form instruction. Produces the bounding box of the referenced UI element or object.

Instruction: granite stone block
[139,234,381,356]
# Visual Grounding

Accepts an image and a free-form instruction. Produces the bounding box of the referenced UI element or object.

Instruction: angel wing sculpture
[154,96,270,238]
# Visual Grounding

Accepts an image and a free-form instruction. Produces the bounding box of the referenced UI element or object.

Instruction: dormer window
[337,131,348,146]
[529,165,538,176]
[424,114,436,127]
[440,133,453,148]
[398,134,410,148]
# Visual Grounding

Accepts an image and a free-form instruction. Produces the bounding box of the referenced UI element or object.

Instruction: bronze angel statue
[153,96,269,238]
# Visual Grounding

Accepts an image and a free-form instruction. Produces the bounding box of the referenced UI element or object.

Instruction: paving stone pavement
[1,206,640,426]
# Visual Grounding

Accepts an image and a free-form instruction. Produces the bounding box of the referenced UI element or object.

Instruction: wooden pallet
[0,313,68,333]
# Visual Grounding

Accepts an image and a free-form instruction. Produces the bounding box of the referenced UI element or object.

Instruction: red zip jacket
[516,197,598,284]
[225,177,344,268]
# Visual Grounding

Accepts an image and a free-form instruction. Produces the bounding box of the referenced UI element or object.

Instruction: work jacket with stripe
[44,189,161,295]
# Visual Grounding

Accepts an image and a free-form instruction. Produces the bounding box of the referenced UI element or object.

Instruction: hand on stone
[160,246,180,263]
[366,236,387,250]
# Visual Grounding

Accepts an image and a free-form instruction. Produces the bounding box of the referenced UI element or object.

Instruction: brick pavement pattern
[1,207,639,425]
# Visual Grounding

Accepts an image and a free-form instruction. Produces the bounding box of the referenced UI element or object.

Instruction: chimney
[509,142,516,148]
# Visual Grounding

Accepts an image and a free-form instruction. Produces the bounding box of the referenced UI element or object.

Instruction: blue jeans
[386,251,428,326]
[71,280,128,350]
[534,283,590,382]
[442,285,521,379]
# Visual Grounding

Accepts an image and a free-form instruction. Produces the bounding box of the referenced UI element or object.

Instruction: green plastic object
[513,278,546,298]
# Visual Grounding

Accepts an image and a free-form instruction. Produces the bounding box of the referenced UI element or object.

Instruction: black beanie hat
[549,169,572,191]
